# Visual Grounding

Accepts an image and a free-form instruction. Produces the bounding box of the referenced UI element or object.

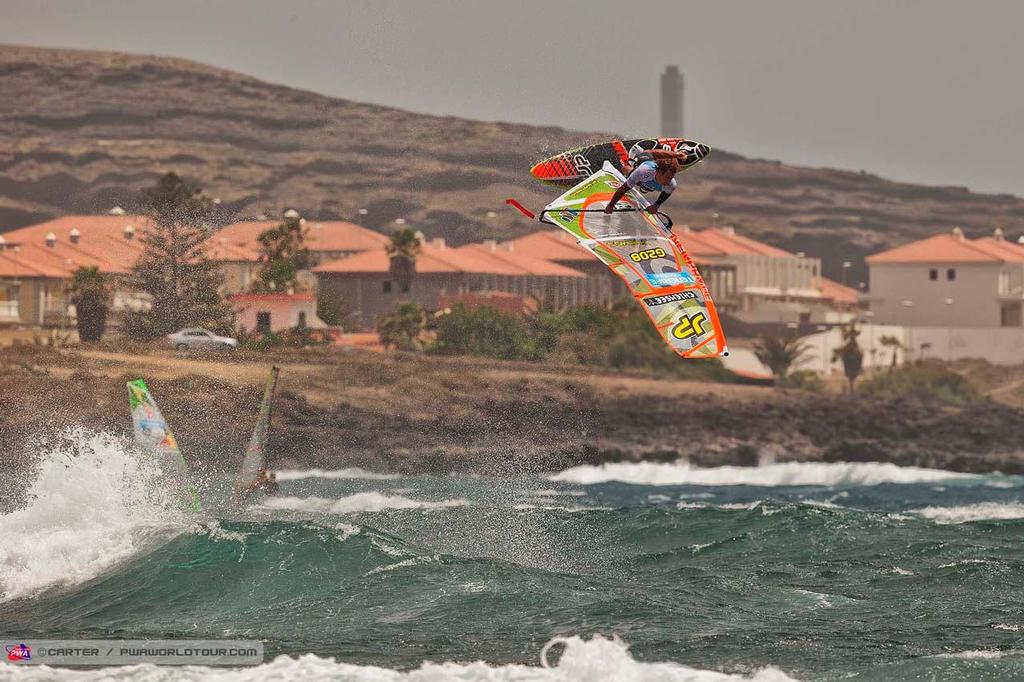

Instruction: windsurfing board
[531,138,711,187]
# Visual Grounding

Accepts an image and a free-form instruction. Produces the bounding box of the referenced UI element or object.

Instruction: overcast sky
[2,0,1021,195]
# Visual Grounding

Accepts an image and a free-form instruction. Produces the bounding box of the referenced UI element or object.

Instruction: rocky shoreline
[2,346,1024,476]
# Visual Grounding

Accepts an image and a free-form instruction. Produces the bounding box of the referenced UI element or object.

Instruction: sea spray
[0,428,189,601]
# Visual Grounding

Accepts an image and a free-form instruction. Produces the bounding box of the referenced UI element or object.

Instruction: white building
[866,228,1024,328]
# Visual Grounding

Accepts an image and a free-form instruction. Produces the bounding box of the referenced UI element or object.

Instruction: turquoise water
[3,432,1024,681]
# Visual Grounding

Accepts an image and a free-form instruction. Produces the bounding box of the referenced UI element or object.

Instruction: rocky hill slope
[3,44,1024,280]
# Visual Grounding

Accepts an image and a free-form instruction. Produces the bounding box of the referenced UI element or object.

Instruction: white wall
[868,262,1024,327]
[796,324,1024,371]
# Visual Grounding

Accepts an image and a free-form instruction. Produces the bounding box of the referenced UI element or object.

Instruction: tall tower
[660,66,684,137]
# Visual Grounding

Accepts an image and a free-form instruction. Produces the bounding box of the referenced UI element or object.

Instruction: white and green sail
[233,366,280,502]
[127,379,202,512]
[537,161,729,359]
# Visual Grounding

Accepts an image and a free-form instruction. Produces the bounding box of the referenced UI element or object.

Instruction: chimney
[109,206,126,216]
[431,237,446,249]
[952,226,964,240]
[677,224,691,233]
[123,224,136,240]
[69,228,81,245]
[483,239,498,251]
[45,232,56,247]
[994,227,1005,241]
[722,226,736,236]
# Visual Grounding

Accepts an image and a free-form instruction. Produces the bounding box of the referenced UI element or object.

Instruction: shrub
[780,369,825,393]
[860,360,983,406]
[430,303,538,360]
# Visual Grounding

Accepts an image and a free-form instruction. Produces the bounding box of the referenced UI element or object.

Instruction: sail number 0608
[629,248,666,262]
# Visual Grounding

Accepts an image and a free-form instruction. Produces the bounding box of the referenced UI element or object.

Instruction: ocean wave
[275,468,401,481]
[913,502,1024,524]
[261,492,468,514]
[0,635,801,681]
[0,429,188,602]
[550,461,980,487]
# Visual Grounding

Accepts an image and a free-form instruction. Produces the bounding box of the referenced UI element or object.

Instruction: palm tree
[832,322,864,392]
[70,266,112,343]
[879,335,904,368]
[754,332,812,383]
[386,228,422,294]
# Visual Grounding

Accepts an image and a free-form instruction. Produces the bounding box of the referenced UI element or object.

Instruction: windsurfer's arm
[604,184,631,214]
[648,148,688,163]
[646,191,672,213]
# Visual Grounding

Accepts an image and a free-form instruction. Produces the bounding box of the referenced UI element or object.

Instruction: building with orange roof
[506,225,856,327]
[214,217,389,265]
[228,292,328,334]
[313,237,588,327]
[0,210,152,325]
[866,227,1024,328]
[674,226,854,325]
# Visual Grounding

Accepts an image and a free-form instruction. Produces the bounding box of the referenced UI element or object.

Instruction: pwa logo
[5,642,31,661]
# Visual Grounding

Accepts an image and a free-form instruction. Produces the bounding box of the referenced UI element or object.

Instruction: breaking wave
[275,468,402,481]
[913,502,1024,524]
[550,461,984,487]
[0,429,189,602]
[261,492,468,514]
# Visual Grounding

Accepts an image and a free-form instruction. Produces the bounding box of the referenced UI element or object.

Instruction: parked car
[167,327,238,351]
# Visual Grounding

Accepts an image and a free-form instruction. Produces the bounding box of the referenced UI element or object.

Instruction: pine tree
[122,173,233,340]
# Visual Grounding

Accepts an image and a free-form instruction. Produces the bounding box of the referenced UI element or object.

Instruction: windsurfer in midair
[605,149,689,214]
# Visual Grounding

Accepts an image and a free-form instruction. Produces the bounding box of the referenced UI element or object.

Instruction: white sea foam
[0,429,188,602]
[550,461,979,487]
[262,493,468,514]
[914,502,1024,524]
[528,488,587,497]
[275,468,401,481]
[0,635,802,681]
[935,649,1008,659]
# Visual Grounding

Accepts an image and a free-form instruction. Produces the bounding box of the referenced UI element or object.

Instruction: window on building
[297,311,307,328]
[256,312,271,334]
[401,282,410,293]
[1001,303,1022,327]
[947,268,956,281]
[382,280,392,293]
[929,268,938,281]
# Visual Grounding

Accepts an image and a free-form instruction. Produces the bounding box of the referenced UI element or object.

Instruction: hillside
[3,44,1024,281]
